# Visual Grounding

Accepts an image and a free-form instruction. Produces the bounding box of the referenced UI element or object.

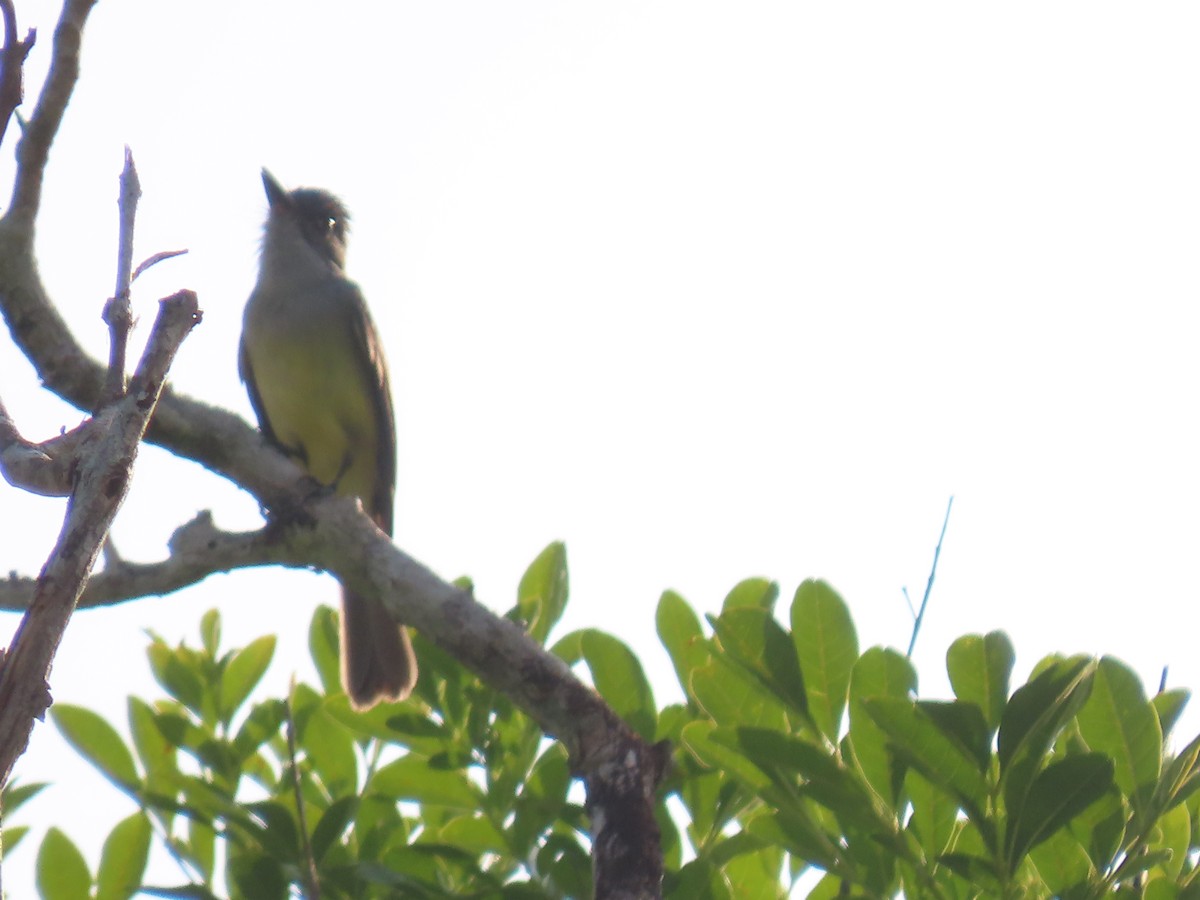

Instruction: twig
[113,146,139,299]
[100,147,140,406]
[906,496,954,659]
[0,290,200,788]
[286,680,321,900]
[132,248,188,282]
[0,0,36,151]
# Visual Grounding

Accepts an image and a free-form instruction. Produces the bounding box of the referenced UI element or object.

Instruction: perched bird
[240,169,416,708]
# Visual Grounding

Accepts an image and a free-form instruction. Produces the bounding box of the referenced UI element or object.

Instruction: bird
[239,169,417,708]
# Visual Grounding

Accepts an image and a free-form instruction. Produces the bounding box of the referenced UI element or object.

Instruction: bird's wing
[336,278,398,536]
[238,321,283,450]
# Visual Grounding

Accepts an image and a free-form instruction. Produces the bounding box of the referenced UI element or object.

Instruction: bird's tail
[340,586,418,709]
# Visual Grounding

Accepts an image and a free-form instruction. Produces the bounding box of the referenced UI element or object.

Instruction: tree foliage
[7,543,1200,898]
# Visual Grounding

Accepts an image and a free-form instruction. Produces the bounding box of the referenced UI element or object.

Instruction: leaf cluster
[11,547,1200,899]
[657,578,1200,899]
[22,544,589,899]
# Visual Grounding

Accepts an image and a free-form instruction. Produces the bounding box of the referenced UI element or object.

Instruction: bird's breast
[243,297,379,497]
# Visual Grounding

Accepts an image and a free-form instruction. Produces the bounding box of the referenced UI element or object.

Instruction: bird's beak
[261,168,288,208]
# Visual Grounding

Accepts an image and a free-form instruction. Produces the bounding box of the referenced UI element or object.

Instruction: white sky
[3,2,1199,895]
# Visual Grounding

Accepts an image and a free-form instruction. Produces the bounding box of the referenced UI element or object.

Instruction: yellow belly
[248,329,380,502]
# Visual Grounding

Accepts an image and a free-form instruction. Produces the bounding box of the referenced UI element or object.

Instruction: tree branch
[0,0,36,152]
[0,289,200,787]
[0,0,666,894]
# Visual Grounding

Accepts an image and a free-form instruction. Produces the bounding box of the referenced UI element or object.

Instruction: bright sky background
[3,2,1200,896]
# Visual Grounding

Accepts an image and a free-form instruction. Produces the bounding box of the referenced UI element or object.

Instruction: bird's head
[261,168,351,271]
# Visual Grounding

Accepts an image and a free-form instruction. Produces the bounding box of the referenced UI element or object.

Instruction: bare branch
[0,394,90,497]
[98,147,141,404]
[0,0,36,151]
[0,290,200,787]
[0,513,291,612]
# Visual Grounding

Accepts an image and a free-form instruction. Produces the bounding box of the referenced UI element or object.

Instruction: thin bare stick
[906,496,954,659]
[113,147,139,298]
[100,147,140,405]
[132,248,188,282]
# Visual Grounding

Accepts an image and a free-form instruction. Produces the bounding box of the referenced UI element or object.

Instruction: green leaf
[938,851,1003,891]
[860,696,989,822]
[905,768,957,860]
[231,699,287,762]
[1152,688,1190,741]
[199,608,221,658]
[1027,826,1094,897]
[294,688,357,795]
[1149,800,1191,880]
[709,606,807,718]
[722,577,779,612]
[1066,784,1126,873]
[1075,656,1162,798]
[745,806,842,874]
[308,605,342,696]
[998,655,1095,775]
[96,813,152,900]
[513,744,571,839]
[657,590,712,699]
[189,817,217,882]
[1155,728,1200,820]
[730,727,884,833]
[515,541,569,645]
[127,697,177,790]
[580,629,656,740]
[538,833,593,898]
[1006,753,1114,866]
[228,852,288,900]
[438,813,509,859]
[691,657,788,731]
[918,700,991,771]
[791,579,858,742]
[146,640,206,713]
[36,828,91,900]
[848,647,916,808]
[1144,877,1181,900]
[322,695,450,754]
[369,755,482,809]
[53,704,141,793]
[2,779,48,814]
[722,844,787,900]
[2,825,30,854]
[310,796,359,863]
[946,631,1014,734]
[681,720,771,791]
[217,635,275,724]
[998,655,1096,850]
[242,801,299,860]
